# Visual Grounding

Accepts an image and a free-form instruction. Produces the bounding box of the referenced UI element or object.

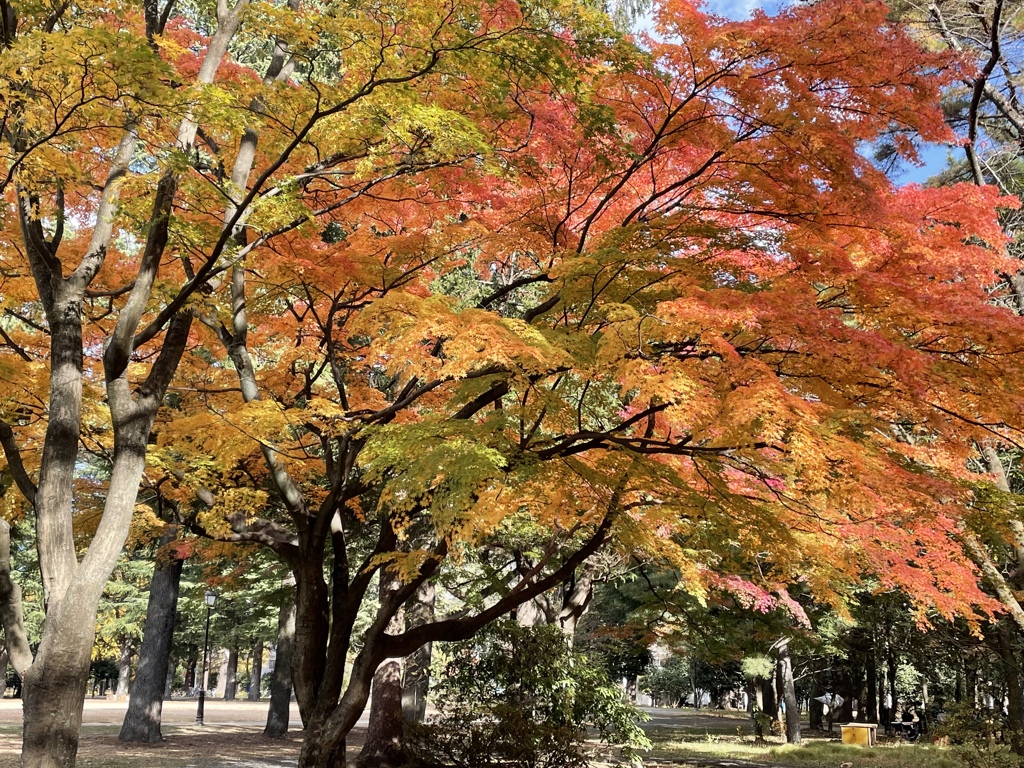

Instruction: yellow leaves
[354,291,574,382]
[366,549,435,583]
[197,487,269,538]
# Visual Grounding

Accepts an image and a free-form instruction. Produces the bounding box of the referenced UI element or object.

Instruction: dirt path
[0,702,783,768]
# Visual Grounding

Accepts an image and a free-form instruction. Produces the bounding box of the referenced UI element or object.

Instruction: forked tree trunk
[120,533,184,743]
[265,590,296,738]
[20,422,161,768]
[776,639,801,744]
[20,618,95,768]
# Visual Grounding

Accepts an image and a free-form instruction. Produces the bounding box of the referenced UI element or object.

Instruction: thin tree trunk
[164,661,174,699]
[997,624,1024,755]
[0,649,8,699]
[265,587,296,738]
[838,667,854,722]
[402,582,434,724]
[888,645,898,717]
[809,674,824,730]
[249,640,263,701]
[115,639,132,701]
[777,639,801,744]
[760,677,778,720]
[120,534,184,743]
[184,653,196,691]
[867,643,878,723]
[224,648,238,700]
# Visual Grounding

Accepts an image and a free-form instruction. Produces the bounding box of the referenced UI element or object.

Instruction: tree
[2,1,1022,767]
[119,527,186,743]
[155,1,1024,764]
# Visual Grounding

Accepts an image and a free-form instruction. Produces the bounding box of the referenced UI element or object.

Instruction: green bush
[933,704,1024,768]
[406,620,650,768]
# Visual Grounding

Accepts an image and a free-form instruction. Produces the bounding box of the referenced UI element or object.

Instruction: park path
[652,762,789,768]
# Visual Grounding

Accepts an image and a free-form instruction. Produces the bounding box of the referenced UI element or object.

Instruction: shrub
[933,703,1024,768]
[406,620,650,768]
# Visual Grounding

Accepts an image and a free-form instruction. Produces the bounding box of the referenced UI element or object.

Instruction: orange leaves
[353,291,575,382]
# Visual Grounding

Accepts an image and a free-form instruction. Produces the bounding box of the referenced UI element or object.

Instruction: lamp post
[196,589,217,726]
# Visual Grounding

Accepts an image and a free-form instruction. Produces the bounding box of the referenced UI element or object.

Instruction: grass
[642,718,968,768]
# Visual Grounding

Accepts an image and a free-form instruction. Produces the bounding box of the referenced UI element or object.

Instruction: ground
[0,700,970,768]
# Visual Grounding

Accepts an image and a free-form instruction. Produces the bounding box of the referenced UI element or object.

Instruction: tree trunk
[184,653,196,691]
[20,423,158,768]
[249,640,263,701]
[0,649,8,699]
[997,624,1024,755]
[115,638,132,701]
[867,643,878,723]
[760,677,778,720]
[164,661,174,699]
[402,582,434,724]
[20,603,100,768]
[265,589,296,738]
[355,660,405,768]
[214,649,228,697]
[838,668,854,722]
[120,536,184,743]
[887,644,898,714]
[224,648,238,700]
[776,639,801,744]
[356,572,406,768]
[809,674,824,730]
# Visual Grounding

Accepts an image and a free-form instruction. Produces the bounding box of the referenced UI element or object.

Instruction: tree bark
[20,600,100,768]
[115,639,132,701]
[760,677,777,720]
[809,674,824,730]
[356,573,406,768]
[224,648,238,700]
[164,661,174,699]
[776,639,801,744]
[867,641,878,723]
[265,587,296,738]
[355,660,405,768]
[997,623,1024,755]
[119,534,184,743]
[249,640,263,701]
[0,649,8,700]
[401,582,434,724]
[184,651,196,691]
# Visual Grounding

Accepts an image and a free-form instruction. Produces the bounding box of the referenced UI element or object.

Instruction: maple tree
[0,0,1022,767]
[888,0,1024,748]
[146,1,1024,767]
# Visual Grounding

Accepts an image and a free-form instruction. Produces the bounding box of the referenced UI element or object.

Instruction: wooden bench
[840,722,878,746]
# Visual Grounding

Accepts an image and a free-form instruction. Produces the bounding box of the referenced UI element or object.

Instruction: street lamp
[195,589,217,726]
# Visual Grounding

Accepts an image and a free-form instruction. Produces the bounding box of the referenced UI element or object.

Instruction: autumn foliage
[0,0,1022,765]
